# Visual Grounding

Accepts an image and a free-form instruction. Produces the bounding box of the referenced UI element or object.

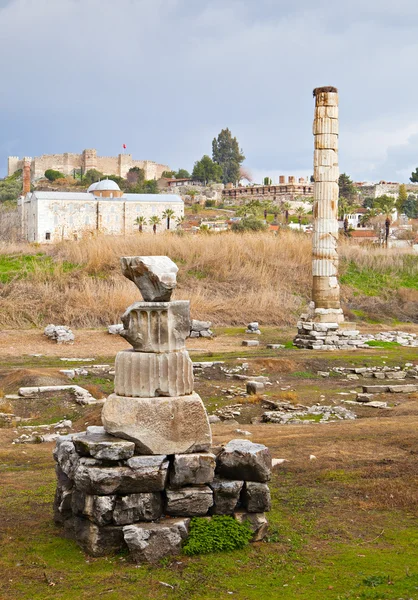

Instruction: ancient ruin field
[1,327,418,599]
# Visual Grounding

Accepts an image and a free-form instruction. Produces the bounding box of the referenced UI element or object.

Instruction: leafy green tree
[83,169,104,185]
[192,155,223,185]
[176,169,190,179]
[236,199,262,217]
[162,208,175,230]
[45,169,65,182]
[212,128,245,184]
[338,173,357,202]
[403,195,418,218]
[409,168,418,182]
[141,180,159,194]
[374,195,396,216]
[162,170,175,178]
[127,167,145,186]
[149,215,161,234]
[360,208,378,226]
[263,177,272,186]
[231,216,268,232]
[134,216,146,233]
[397,184,408,211]
[0,173,23,202]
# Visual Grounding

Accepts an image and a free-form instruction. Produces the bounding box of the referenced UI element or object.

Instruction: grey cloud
[1,0,418,181]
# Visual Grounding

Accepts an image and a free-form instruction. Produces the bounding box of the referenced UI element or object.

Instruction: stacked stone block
[54,256,271,562]
[294,319,369,350]
[54,432,271,561]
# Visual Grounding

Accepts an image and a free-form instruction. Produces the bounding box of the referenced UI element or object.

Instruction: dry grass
[0,231,416,328]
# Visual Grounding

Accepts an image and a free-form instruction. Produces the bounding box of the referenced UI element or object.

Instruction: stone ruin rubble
[53,256,272,562]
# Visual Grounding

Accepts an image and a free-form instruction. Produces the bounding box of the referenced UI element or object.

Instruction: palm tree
[162,208,175,230]
[294,206,306,229]
[176,215,185,230]
[280,202,291,224]
[134,215,146,233]
[149,215,161,234]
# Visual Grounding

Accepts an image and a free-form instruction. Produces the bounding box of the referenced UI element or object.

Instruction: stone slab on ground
[123,518,190,563]
[102,392,212,455]
[242,340,259,347]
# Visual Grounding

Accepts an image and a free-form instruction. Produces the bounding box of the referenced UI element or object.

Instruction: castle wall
[8,150,170,182]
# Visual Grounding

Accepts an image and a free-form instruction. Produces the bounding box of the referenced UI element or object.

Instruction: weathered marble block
[121,301,190,353]
[242,482,271,513]
[113,492,163,525]
[102,392,212,455]
[74,455,169,495]
[216,439,272,483]
[114,349,193,397]
[165,486,213,516]
[71,490,115,526]
[123,518,190,563]
[170,453,216,488]
[73,517,125,557]
[121,256,178,302]
[72,431,135,461]
[210,478,243,515]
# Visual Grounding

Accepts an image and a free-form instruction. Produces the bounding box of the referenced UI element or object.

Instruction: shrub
[231,216,267,232]
[44,169,65,182]
[182,516,253,556]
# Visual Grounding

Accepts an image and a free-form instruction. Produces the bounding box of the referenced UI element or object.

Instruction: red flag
[123,144,127,149]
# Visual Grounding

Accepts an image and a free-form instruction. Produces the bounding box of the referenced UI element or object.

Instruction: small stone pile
[334,365,418,380]
[44,324,75,344]
[366,331,418,347]
[54,432,271,561]
[262,404,356,424]
[294,320,369,350]
[53,256,271,562]
[189,320,213,338]
[246,322,261,335]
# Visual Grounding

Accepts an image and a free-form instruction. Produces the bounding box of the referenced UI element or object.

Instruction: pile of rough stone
[246,322,261,335]
[333,364,418,380]
[54,433,271,561]
[294,321,368,350]
[367,331,418,347]
[262,404,356,424]
[53,256,272,563]
[44,324,75,344]
[189,320,213,338]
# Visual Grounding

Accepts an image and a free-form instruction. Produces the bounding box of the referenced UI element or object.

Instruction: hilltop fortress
[8,148,170,182]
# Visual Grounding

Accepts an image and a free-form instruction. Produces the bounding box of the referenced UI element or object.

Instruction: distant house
[18,179,184,242]
[349,229,379,243]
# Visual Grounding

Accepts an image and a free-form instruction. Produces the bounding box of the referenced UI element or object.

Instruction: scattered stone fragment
[44,324,75,344]
[108,324,124,335]
[266,344,285,349]
[246,322,261,335]
[123,518,190,563]
[356,393,373,403]
[242,340,259,347]
[388,384,418,393]
[246,381,265,395]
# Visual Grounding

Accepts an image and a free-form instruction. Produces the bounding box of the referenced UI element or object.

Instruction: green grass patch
[0,253,78,283]
[290,370,316,379]
[365,340,400,349]
[341,256,418,296]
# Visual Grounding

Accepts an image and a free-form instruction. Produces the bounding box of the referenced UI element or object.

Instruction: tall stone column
[311,86,344,324]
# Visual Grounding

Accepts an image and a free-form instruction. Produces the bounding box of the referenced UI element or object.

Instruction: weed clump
[182,516,253,556]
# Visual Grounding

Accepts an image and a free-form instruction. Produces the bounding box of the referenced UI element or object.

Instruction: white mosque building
[18,180,184,242]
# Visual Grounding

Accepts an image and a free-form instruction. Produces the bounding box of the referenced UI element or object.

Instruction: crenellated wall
[8,149,170,182]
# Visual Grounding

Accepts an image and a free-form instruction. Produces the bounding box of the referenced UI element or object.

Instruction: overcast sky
[1,0,418,183]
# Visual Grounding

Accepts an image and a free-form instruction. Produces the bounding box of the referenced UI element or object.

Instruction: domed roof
[94,179,121,192]
[87,182,99,193]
